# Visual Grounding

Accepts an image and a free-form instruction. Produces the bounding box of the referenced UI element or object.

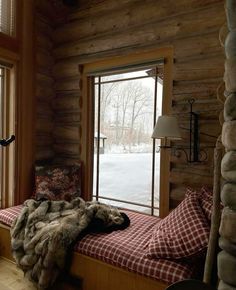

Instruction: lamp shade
[152,115,182,140]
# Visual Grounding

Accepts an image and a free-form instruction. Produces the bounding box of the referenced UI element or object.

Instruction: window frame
[80,47,173,218]
[0,0,35,207]
[0,64,15,208]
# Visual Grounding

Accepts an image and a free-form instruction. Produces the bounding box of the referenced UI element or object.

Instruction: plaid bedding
[0,206,197,284]
[75,210,197,284]
[0,205,23,226]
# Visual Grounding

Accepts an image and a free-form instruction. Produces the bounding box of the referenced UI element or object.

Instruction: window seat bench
[0,205,201,290]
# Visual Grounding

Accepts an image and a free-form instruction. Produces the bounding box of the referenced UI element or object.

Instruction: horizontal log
[53,61,80,80]
[55,77,80,91]
[172,100,223,115]
[37,34,53,51]
[37,49,54,72]
[36,118,54,135]
[36,84,54,100]
[173,91,217,102]
[54,4,224,59]
[54,0,223,45]
[36,73,54,87]
[53,157,81,166]
[170,170,213,186]
[53,143,81,156]
[173,53,224,81]
[36,67,53,78]
[35,17,53,38]
[68,0,142,21]
[53,125,81,142]
[36,136,53,147]
[52,95,81,111]
[35,147,55,161]
[173,77,222,95]
[171,161,214,173]
[55,112,81,124]
[36,101,53,117]
[174,31,224,59]
[170,186,188,201]
[35,1,63,24]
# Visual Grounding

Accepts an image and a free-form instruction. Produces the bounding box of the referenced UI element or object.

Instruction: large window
[81,48,173,217]
[0,64,15,208]
[0,0,16,36]
[93,65,163,215]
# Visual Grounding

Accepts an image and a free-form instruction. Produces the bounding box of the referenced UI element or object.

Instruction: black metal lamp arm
[0,135,15,147]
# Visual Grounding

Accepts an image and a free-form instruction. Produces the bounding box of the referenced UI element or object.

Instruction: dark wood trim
[15,0,36,204]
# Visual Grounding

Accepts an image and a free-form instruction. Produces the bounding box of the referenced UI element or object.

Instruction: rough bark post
[203,139,223,284]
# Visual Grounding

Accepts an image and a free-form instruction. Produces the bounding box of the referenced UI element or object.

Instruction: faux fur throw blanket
[10,198,130,289]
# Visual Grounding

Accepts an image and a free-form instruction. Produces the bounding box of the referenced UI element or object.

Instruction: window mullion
[151,67,159,215]
[95,76,101,201]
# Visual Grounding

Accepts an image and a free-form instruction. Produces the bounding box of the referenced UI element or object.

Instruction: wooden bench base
[0,225,167,290]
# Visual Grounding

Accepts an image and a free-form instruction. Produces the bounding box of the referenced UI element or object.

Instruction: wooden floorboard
[0,258,82,290]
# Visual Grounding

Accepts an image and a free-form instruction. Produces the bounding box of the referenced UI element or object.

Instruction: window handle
[0,135,15,147]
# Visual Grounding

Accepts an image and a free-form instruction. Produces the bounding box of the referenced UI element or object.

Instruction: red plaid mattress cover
[0,206,197,284]
[75,210,196,284]
[0,205,23,226]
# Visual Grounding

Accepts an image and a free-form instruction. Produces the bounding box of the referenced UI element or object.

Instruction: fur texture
[10,198,130,289]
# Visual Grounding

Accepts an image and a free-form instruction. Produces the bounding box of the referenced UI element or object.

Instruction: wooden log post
[203,140,223,284]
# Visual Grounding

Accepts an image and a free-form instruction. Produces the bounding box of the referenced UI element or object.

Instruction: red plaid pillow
[35,164,81,201]
[186,187,215,222]
[147,193,210,259]
[199,187,214,221]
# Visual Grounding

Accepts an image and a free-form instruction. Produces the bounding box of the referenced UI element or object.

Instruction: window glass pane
[0,0,16,36]
[93,66,163,215]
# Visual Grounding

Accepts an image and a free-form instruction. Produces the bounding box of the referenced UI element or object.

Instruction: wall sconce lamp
[152,99,206,163]
[152,115,182,147]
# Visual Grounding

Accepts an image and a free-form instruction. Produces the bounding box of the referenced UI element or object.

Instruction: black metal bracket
[0,135,15,147]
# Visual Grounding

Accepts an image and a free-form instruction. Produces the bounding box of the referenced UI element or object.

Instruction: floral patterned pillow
[35,164,81,201]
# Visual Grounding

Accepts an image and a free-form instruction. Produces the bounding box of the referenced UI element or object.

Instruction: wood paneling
[51,0,225,210]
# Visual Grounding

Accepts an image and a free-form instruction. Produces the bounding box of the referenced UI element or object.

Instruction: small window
[0,0,16,37]
[0,63,15,208]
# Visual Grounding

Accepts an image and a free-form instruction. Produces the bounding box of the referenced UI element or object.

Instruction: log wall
[34,1,55,163]
[51,0,225,209]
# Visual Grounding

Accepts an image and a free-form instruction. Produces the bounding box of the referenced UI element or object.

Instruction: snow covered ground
[93,152,160,214]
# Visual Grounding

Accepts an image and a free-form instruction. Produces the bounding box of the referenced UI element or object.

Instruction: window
[0,0,16,36]
[93,65,163,215]
[81,48,173,217]
[0,63,15,208]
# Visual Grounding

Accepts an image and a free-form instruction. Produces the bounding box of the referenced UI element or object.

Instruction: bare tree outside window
[93,67,163,215]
